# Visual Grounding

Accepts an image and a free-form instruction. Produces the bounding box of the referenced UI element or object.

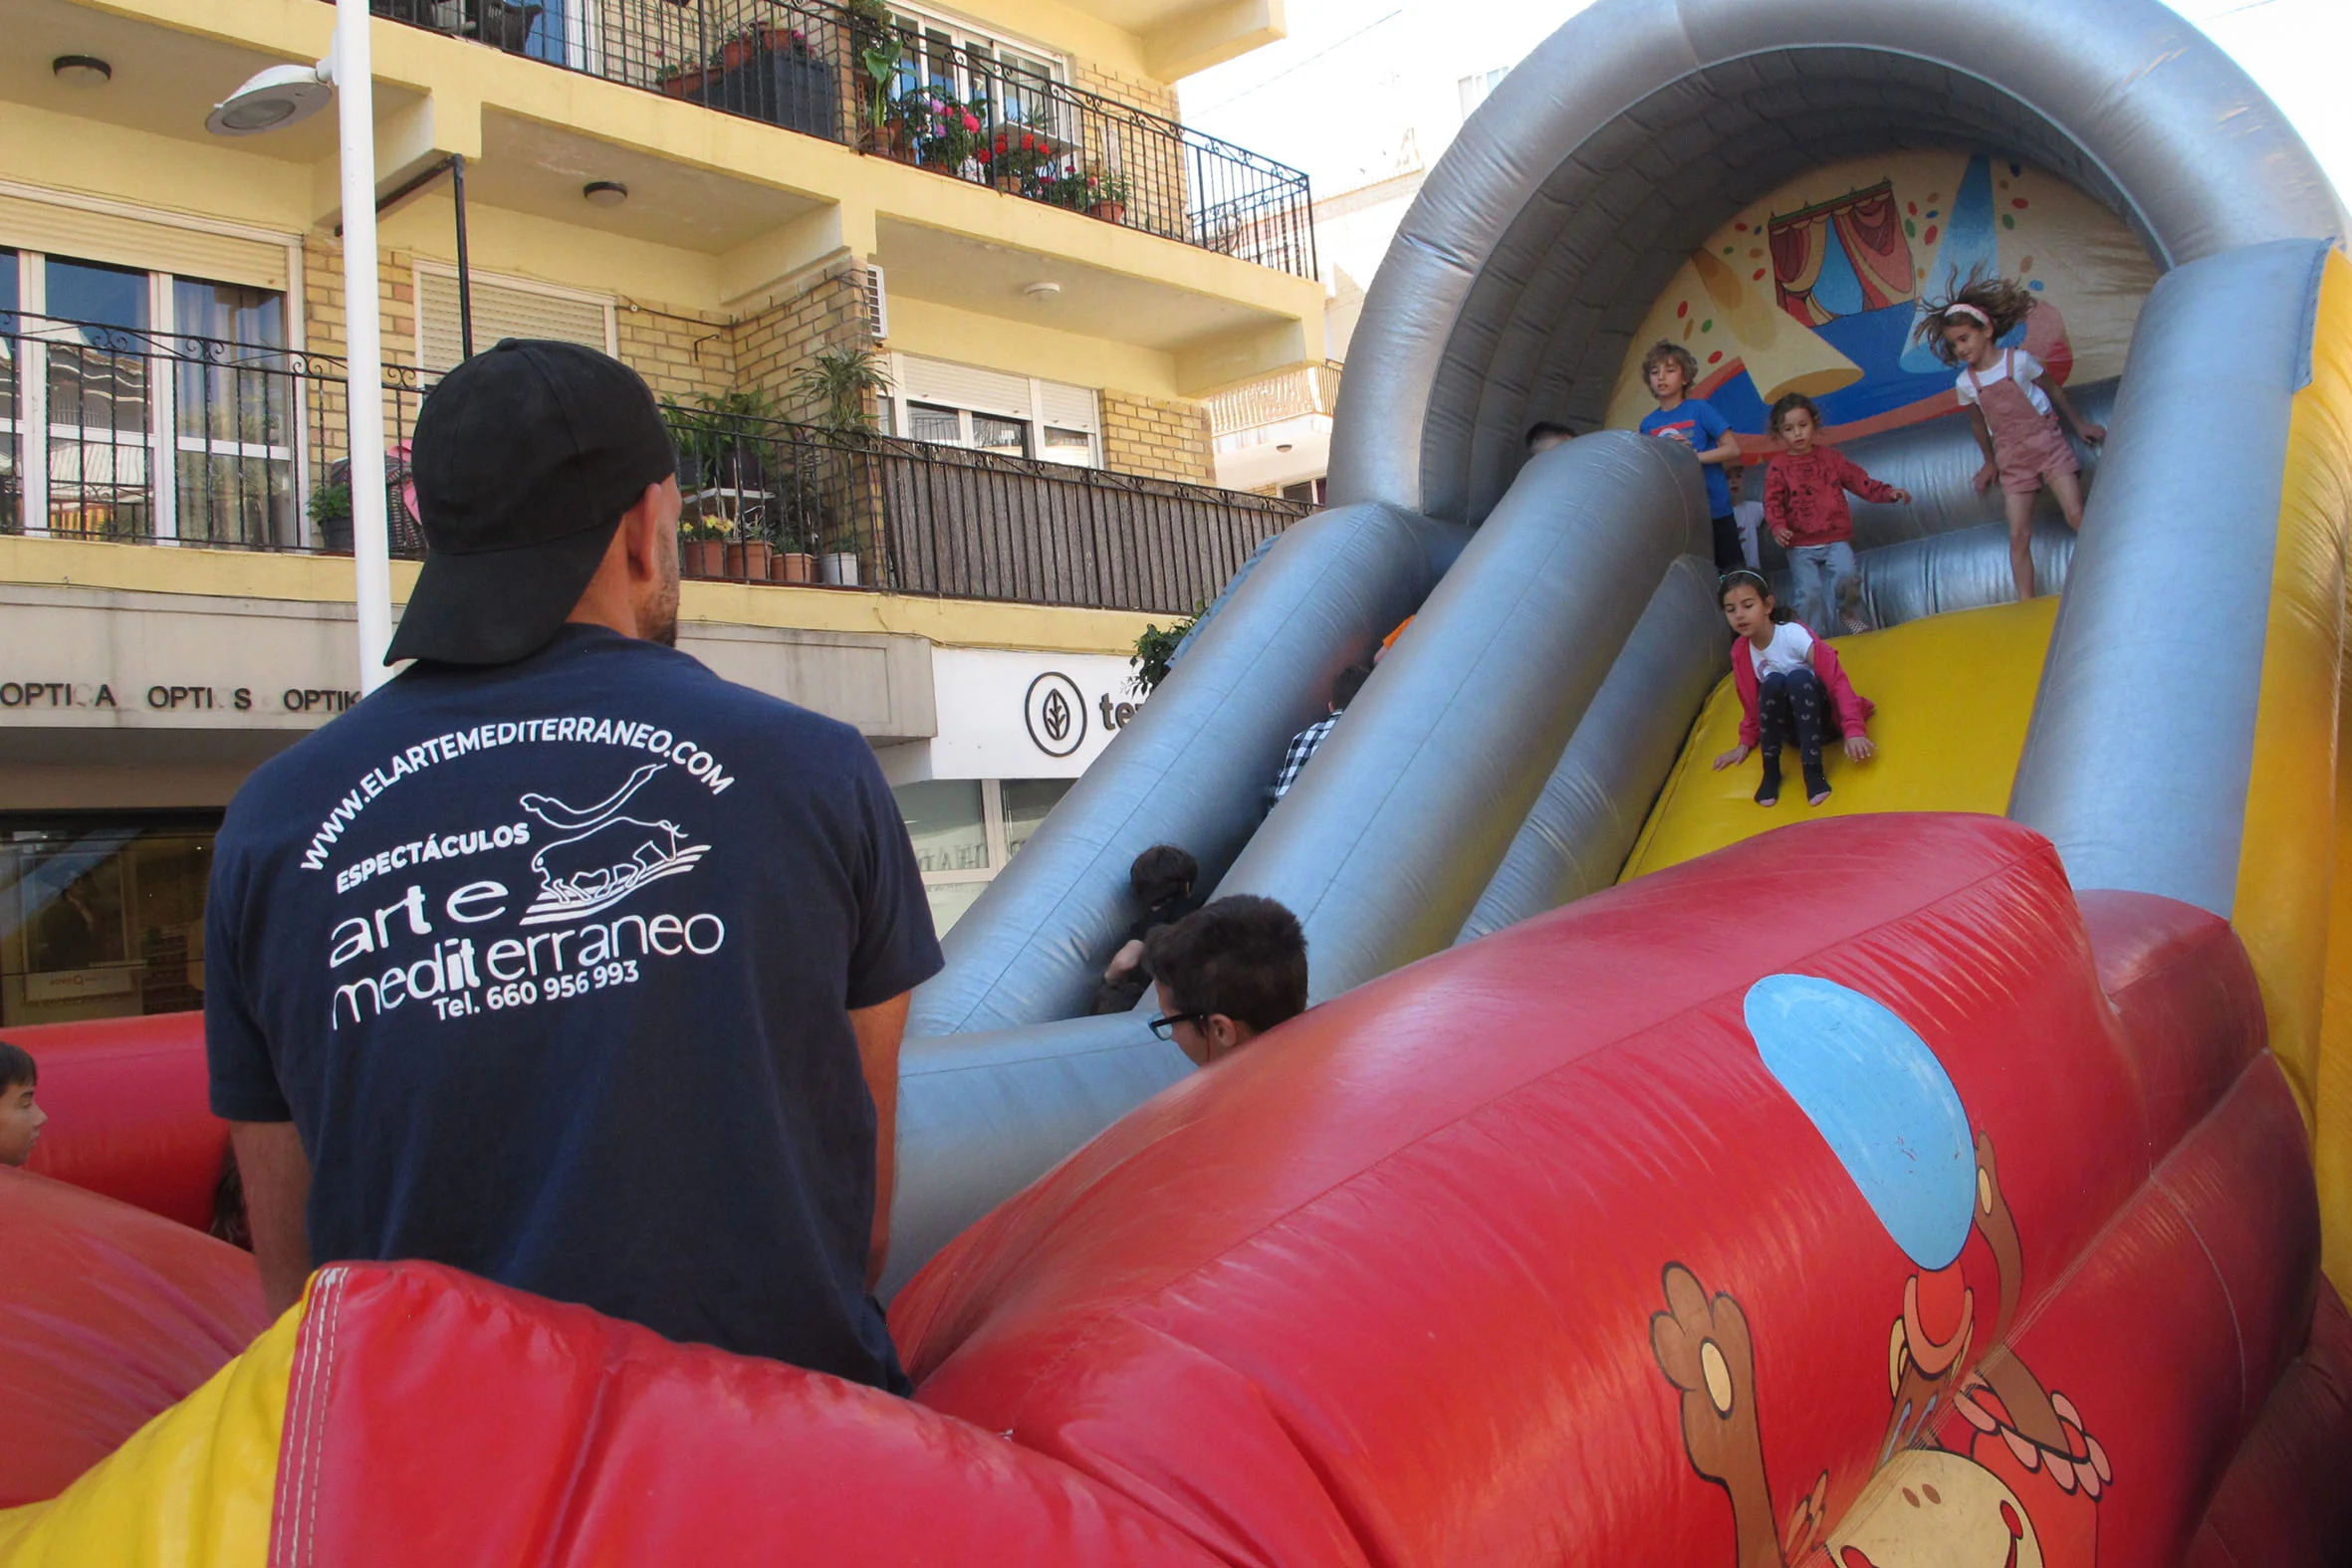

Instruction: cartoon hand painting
[1652,1264,1785,1568]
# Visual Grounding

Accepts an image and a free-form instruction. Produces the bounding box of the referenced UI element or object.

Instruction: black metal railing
[664,402,1306,611]
[357,0,1317,279]
[0,316,1307,612]
[0,313,429,555]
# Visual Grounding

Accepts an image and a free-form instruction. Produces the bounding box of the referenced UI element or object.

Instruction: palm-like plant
[789,347,893,433]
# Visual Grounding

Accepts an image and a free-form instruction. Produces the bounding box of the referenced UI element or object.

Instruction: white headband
[1945,302,1993,328]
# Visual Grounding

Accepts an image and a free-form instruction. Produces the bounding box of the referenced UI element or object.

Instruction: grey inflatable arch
[1328,0,2346,524]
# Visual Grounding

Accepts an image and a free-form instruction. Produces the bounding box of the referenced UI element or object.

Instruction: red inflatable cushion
[0,1166,266,1506]
[11,1010,224,1233]
[274,1260,1224,1565]
[893,814,2303,1567]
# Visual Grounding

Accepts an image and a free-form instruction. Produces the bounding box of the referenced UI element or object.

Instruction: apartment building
[0,0,1321,1020]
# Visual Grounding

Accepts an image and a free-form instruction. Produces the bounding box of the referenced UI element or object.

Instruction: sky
[1179,0,2351,213]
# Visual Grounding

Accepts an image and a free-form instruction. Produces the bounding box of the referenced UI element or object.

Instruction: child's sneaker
[1838,574,1873,635]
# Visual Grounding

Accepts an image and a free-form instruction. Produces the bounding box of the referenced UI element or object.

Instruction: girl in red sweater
[1763,392,1910,635]
[1711,570,1876,807]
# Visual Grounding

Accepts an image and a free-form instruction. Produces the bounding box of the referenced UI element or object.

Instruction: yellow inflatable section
[1620,596,2060,881]
[0,1307,298,1568]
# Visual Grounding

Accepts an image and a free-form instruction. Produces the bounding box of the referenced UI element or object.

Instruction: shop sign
[927,648,1146,779]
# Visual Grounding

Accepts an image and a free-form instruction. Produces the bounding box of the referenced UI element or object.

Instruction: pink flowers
[962,112,981,133]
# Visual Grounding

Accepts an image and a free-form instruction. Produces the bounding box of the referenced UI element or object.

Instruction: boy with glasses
[1144,895,1307,1066]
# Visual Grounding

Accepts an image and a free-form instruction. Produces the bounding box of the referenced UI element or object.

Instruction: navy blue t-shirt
[205,627,941,1390]
[1640,397,1736,516]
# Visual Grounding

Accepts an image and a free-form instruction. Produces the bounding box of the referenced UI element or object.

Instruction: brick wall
[1100,388,1214,483]
[617,303,738,406]
[729,257,872,420]
[1069,60,1178,122]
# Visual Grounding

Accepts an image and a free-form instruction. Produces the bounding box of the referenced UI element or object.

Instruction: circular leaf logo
[1024,672,1087,758]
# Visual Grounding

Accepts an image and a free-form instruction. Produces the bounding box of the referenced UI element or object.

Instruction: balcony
[354,0,1317,280]
[0,315,1306,614]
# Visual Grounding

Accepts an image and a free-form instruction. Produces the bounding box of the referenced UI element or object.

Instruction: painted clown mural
[1652,977,2112,1568]
[1604,150,2161,444]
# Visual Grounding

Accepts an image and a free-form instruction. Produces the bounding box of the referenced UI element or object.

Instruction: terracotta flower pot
[773,552,818,583]
[720,37,755,73]
[995,174,1023,194]
[725,540,774,580]
[1087,200,1126,224]
[659,67,712,99]
[682,539,728,578]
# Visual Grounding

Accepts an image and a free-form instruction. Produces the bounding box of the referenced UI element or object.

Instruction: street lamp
[208,0,394,694]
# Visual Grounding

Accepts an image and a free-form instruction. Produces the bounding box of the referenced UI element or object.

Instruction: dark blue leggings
[1758,667,1826,772]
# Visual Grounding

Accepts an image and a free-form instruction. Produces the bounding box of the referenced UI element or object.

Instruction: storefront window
[892,777,1074,936]
[1,817,216,1027]
[1001,778,1072,859]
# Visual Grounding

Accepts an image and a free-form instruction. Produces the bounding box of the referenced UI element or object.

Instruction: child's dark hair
[1143,895,1308,1034]
[1718,568,1794,622]
[1768,392,1821,436]
[1641,339,1700,387]
[1524,420,1574,450]
[1912,266,2036,365]
[0,1040,35,1091]
[1128,843,1198,908]
[1330,663,1372,710]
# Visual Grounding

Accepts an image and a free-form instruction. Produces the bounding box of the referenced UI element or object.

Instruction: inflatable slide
[5,0,2351,1562]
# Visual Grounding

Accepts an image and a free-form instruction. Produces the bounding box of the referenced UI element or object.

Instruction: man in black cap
[205,340,941,1392]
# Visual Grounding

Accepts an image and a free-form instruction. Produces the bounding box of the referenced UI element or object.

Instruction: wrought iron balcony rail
[358,0,1318,279]
[0,315,1306,613]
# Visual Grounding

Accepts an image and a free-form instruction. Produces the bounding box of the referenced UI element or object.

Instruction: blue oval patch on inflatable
[1744,974,1975,1270]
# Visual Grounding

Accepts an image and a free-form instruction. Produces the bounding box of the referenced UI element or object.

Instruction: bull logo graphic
[517,763,708,926]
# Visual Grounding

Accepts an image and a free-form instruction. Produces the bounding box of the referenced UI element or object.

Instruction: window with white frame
[888,352,1099,467]
[1457,67,1510,118]
[2,246,300,549]
[893,777,1075,933]
[415,267,615,375]
[888,5,1065,131]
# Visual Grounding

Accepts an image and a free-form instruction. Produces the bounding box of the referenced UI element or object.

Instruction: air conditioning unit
[861,264,889,341]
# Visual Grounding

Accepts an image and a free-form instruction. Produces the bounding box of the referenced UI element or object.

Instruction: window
[889,353,1099,467]
[415,268,614,375]
[1,816,218,1027]
[887,5,1065,133]
[1458,67,1510,118]
[892,777,1073,934]
[3,248,296,547]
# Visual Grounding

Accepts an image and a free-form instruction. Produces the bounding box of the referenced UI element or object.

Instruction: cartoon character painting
[1651,976,2109,1567]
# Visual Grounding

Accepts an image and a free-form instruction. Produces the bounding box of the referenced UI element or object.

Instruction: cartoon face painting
[1649,976,2106,1568]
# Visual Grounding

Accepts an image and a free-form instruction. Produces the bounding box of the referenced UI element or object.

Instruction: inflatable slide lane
[6,0,2352,1561]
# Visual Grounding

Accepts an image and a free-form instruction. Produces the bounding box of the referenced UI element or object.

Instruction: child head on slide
[1711,570,1876,808]
[1915,269,2105,601]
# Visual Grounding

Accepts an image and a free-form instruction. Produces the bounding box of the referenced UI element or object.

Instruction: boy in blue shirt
[1636,340,1744,568]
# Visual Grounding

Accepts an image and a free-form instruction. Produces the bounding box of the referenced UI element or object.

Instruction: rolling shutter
[0,192,289,292]
[417,271,612,373]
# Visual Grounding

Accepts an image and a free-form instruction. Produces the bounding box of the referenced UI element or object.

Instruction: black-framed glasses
[1147,1011,1206,1041]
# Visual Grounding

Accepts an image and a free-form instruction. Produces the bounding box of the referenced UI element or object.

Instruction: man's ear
[1206,1013,1246,1061]
[620,482,666,582]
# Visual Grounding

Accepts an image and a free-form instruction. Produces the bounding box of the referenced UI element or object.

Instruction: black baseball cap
[386,338,676,666]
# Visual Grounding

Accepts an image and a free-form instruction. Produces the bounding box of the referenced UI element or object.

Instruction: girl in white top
[1711,570,1876,808]
[1915,273,2106,601]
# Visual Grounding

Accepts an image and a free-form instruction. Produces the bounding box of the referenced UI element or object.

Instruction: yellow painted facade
[0,0,1314,658]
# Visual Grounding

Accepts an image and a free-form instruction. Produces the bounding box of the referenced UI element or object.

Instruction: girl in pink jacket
[1710,570,1875,806]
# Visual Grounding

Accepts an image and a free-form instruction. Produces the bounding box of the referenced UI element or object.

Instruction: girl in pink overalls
[1918,276,2106,600]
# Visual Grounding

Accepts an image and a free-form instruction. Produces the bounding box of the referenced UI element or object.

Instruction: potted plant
[982,112,1058,193]
[789,345,892,434]
[819,535,861,586]
[1086,169,1130,224]
[679,513,732,578]
[767,462,825,582]
[726,531,775,581]
[856,24,912,159]
[308,479,353,554]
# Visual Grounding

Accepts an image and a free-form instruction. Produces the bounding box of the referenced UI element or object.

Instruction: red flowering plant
[984,113,1059,185]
